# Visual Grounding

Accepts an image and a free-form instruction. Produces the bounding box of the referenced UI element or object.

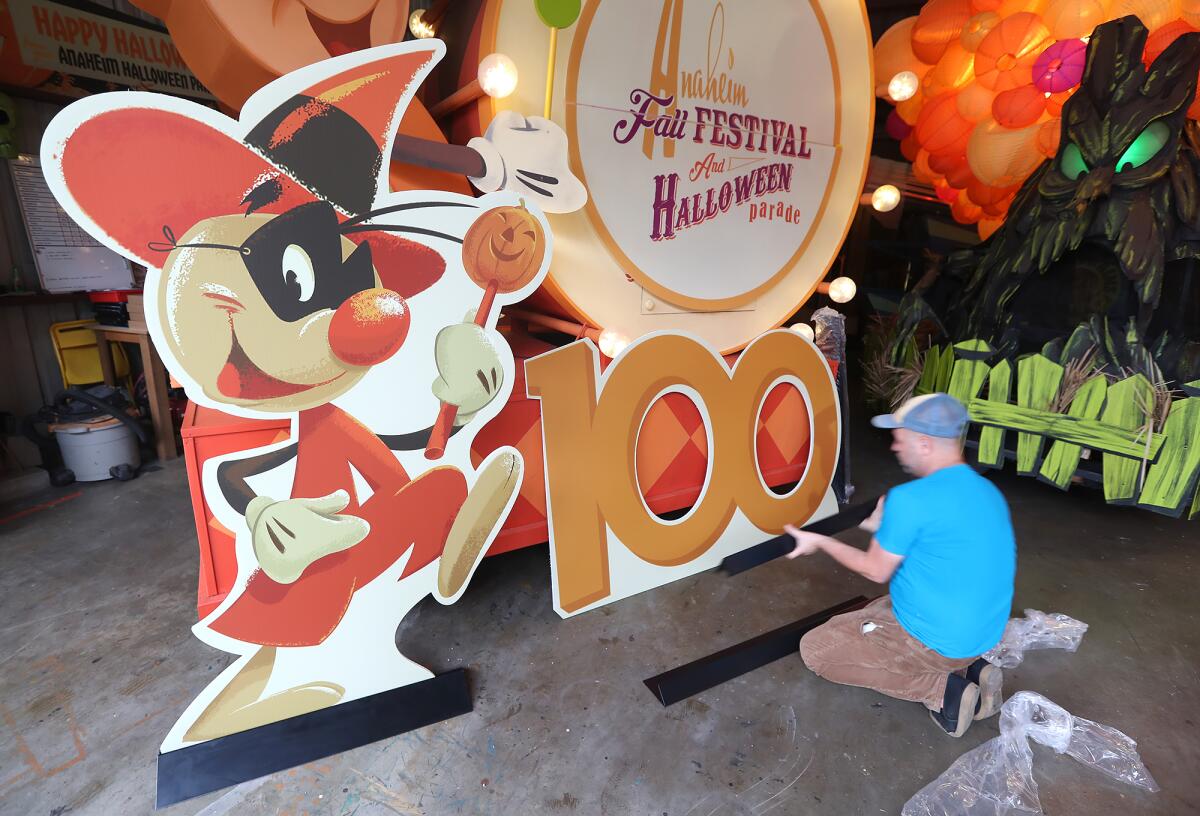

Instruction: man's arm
[782,526,904,584]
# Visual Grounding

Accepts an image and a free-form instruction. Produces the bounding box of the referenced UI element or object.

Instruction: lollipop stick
[544,26,558,119]
[425,280,501,460]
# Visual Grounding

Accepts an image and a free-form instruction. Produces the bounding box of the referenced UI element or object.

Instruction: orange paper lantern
[983,192,1017,216]
[946,157,978,187]
[1184,0,1200,27]
[967,116,1047,186]
[912,0,975,65]
[1189,92,1200,119]
[916,92,976,154]
[896,88,926,123]
[934,179,962,203]
[961,11,1001,50]
[913,149,938,182]
[974,13,1052,92]
[993,84,1048,127]
[1037,118,1063,156]
[951,193,984,223]
[978,216,1005,240]
[929,146,970,174]
[999,0,1049,12]
[923,42,978,96]
[1143,19,1197,66]
[968,177,1020,206]
[1044,89,1072,116]
[874,17,932,97]
[1043,0,1110,40]
[1110,0,1184,32]
[956,82,999,120]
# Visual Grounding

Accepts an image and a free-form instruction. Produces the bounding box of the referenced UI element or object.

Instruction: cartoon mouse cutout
[41,41,557,750]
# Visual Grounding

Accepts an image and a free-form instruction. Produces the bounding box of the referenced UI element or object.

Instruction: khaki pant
[799,596,977,709]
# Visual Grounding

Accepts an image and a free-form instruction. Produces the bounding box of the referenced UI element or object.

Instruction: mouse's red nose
[328,288,410,367]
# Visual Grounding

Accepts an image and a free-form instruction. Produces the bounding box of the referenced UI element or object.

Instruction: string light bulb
[888,71,919,102]
[409,9,435,39]
[790,323,815,341]
[871,184,901,213]
[827,276,857,304]
[598,328,630,358]
[478,53,518,98]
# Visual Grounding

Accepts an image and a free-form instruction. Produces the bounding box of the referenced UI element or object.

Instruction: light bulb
[888,71,919,102]
[790,323,815,341]
[409,9,435,39]
[827,276,857,304]
[871,184,900,213]
[478,53,518,99]
[598,328,630,358]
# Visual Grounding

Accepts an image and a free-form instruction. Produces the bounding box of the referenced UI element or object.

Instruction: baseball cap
[871,393,969,438]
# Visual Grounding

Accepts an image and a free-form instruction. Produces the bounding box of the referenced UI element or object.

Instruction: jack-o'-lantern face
[461,205,546,290]
[131,0,410,108]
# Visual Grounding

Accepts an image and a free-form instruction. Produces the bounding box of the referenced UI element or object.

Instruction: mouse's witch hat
[42,41,452,296]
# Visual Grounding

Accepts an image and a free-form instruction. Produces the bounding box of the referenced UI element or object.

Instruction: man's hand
[783,524,823,559]
[245,490,369,584]
[859,496,885,534]
[467,111,588,213]
[432,316,509,426]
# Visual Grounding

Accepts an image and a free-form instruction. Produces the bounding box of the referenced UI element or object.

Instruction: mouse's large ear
[41,95,316,269]
[344,231,445,298]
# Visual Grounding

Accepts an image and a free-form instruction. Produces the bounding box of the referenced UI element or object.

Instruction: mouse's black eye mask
[240,201,376,322]
[147,191,481,318]
[148,201,375,323]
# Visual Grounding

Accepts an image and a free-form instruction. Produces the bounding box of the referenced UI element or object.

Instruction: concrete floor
[2,402,1197,816]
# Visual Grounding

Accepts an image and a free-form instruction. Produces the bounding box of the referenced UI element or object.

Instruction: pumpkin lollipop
[425,202,547,458]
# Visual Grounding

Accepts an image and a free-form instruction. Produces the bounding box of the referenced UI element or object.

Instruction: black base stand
[719,497,879,576]
[643,597,871,706]
[156,668,472,809]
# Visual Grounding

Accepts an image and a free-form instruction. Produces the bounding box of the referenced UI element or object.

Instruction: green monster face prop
[896,16,1200,383]
[0,94,17,159]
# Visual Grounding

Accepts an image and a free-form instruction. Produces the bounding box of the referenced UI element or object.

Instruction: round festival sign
[478,0,873,352]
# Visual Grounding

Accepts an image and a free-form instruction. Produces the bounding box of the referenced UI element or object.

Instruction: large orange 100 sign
[526,330,841,616]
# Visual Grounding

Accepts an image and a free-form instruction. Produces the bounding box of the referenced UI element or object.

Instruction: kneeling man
[784,393,1015,737]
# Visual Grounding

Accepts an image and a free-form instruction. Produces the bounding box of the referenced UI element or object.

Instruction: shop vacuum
[22,386,148,485]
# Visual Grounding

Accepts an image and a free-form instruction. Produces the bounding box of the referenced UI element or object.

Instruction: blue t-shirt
[876,464,1015,659]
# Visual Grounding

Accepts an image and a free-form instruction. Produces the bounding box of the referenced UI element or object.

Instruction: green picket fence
[909,339,1200,519]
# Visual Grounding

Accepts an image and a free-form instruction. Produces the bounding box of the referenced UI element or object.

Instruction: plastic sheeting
[903,691,1158,816]
[984,610,1088,669]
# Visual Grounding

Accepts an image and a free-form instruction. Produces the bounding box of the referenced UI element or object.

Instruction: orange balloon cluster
[876,0,1200,238]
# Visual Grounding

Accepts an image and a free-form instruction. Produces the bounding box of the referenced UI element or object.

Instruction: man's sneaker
[929,673,979,738]
[966,657,1003,720]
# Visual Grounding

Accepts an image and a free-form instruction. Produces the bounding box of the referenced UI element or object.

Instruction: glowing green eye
[1060,142,1088,180]
[1116,121,1170,172]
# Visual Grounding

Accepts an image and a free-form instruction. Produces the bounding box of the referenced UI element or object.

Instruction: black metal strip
[643,596,871,707]
[156,669,472,808]
[719,497,880,576]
